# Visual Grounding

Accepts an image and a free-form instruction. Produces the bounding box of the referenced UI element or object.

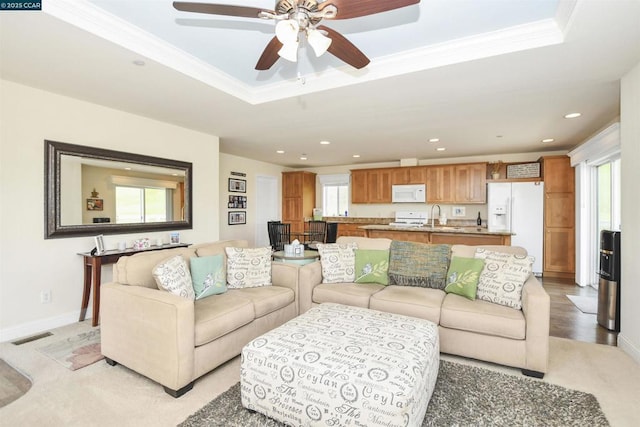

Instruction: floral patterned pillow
[225,247,272,289]
[316,243,358,284]
[444,256,485,300]
[152,255,195,300]
[474,249,534,309]
[354,249,389,285]
[190,255,227,299]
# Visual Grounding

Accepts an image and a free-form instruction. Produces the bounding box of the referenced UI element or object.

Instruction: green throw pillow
[190,255,227,300]
[354,249,389,285]
[444,256,485,300]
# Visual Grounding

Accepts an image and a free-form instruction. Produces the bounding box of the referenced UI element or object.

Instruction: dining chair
[325,222,338,243]
[306,220,327,247]
[267,220,281,250]
[273,223,291,252]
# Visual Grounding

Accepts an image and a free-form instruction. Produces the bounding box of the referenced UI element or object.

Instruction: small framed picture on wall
[228,211,246,225]
[228,178,246,193]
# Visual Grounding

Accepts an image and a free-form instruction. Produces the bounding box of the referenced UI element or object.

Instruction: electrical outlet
[40,290,51,304]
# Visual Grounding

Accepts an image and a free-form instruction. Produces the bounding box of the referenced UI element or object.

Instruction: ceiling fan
[173,0,421,70]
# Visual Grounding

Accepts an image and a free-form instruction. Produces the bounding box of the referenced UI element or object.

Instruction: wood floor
[542,277,618,346]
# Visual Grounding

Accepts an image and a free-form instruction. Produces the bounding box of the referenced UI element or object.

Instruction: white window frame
[319,174,350,217]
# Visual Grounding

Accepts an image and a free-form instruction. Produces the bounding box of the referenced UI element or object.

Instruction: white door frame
[255,175,279,247]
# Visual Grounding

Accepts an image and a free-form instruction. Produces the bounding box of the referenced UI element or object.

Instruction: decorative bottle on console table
[477,212,482,226]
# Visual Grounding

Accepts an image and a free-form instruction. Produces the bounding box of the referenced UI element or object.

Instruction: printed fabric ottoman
[241,303,439,427]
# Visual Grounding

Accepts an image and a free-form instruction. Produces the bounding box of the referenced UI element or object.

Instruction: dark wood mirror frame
[45,140,193,239]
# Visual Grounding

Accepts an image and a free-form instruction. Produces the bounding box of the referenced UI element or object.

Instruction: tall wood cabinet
[282,171,316,234]
[542,156,575,278]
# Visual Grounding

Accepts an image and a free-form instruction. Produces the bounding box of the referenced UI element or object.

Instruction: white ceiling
[1,0,639,167]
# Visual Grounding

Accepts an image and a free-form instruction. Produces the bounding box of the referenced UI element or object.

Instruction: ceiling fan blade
[317,25,370,69]
[319,0,420,20]
[255,36,283,70]
[173,2,273,19]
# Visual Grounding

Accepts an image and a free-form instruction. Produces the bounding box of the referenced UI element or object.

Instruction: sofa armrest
[298,261,323,314]
[271,262,300,315]
[521,276,550,373]
[101,283,195,391]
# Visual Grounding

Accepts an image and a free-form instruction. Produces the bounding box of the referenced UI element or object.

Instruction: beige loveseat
[101,240,299,397]
[298,236,550,377]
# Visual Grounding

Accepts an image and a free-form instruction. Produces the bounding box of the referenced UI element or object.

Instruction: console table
[78,243,190,327]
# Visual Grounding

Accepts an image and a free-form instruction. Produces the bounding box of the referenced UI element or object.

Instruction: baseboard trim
[0,311,90,343]
[618,333,640,364]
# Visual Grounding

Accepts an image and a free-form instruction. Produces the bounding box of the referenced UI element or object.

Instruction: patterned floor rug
[180,360,609,427]
[36,329,103,371]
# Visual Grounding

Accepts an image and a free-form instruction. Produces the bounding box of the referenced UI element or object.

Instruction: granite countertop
[359,224,513,236]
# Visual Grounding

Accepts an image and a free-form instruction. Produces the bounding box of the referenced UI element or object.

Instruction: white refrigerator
[487,182,544,275]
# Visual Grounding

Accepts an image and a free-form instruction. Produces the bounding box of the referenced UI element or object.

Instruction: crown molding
[44,1,568,106]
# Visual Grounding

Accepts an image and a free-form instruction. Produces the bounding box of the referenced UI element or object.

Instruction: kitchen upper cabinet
[350,169,368,204]
[391,166,427,185]
[454,163,487,203]
[543,156,575,193]
[367,169,392,203]
[426,165,455,203]
[282,171,316,233]
[350,169,392,203]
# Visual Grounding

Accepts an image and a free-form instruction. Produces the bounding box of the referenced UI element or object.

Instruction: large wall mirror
[45,140,193,239]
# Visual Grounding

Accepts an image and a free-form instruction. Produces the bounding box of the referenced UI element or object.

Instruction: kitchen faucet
[430,204,441,228]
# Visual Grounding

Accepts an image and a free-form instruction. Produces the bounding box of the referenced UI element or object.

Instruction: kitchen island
[360,224,512,246]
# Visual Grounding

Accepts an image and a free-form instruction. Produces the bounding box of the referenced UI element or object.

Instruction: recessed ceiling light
[564,112,581,119]
[542,138,555,143]
[320,140,331,145]
[436,147,446,152]
[428,138,439,143]
[132,59,145,66]
[276,150,285,154]
[353,154,361,158]
[124,167,132,170]
[300,156,307,160]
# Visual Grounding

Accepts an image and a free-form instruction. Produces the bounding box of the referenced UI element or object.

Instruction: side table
[272,250,319,266]
[78,243,190,327]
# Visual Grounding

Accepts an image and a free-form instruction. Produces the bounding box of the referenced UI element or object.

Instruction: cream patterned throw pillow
[475,249,534,310]
[225,247,272,289]
[152,255,195,300]
[316,242,358,283]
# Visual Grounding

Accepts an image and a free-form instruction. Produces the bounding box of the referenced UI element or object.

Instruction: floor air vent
[11,332,53,345]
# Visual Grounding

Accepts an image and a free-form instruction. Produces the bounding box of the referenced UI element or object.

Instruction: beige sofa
[298,236,550,377]
[100,240,299,397]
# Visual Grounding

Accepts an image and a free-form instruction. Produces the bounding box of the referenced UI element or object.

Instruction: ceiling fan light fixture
[275,19,299,44]
[278,41,299,62]
[307,28,332,57]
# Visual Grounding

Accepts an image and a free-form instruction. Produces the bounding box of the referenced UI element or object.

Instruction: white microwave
[392,184,426,203]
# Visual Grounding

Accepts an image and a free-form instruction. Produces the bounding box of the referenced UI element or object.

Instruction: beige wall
[0,80,220,341]
[620,60,640,363]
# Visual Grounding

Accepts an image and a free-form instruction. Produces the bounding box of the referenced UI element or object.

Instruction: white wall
[619,61,640,363]
[218,153,287,245]
[0,80,220,341]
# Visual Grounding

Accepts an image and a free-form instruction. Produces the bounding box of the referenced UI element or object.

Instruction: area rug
[567,294,598,314]
[36,329,103,371]
[0,359,32,408]
[180,360,609,426]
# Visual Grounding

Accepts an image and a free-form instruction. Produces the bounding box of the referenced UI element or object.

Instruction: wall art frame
[228,178,246,193]
[228,211,246,225]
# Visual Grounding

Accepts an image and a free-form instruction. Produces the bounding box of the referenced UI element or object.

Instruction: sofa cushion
[232,286,295,318]
[475,249,534,310]
[225,247,272,289]
[152,255,195,300]
[451,244,527,258]
[369,285,445,324]
[190,255,227,300]
[444,256,485,300]
[114,247,197,288]
[194,292,255,346]
[336,236,392,250]
[354,249,389,285]
[440,293,526,340]
[313,283,384,307]
[316,243,358,283]
[388,241,451,289]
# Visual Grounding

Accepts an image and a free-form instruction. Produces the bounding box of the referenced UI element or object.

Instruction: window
[319,174,350,216]
[596,158,621,246]
[115,186,173,223]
